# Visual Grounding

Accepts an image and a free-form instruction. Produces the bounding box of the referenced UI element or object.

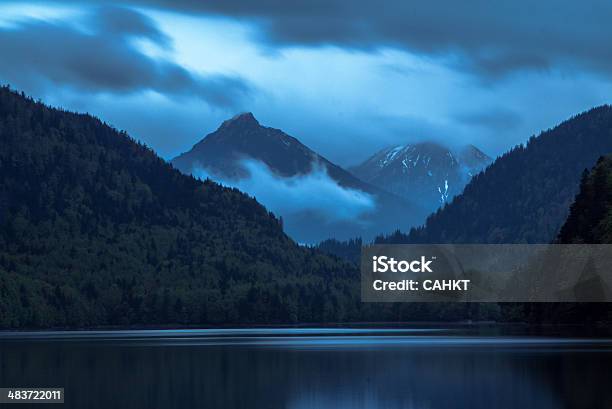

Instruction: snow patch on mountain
[350,142,491,213]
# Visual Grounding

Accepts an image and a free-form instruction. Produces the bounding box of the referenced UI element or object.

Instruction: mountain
[376,105,612,244]
[173,113,317,179]
[3,87,607,328]
[0,86,368,328]
[350,142,491,212]
[547,157,612,322]
[171,113,427,243]
[173,113,375,188]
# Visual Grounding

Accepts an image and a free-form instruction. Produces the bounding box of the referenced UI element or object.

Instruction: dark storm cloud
[108,0,612,78]
[0,6,250,106]
[95,6,170,47]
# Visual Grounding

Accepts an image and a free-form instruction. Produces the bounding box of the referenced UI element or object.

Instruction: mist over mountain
[0,87,371,328]
[172,113,427,243]
[350,142,491,213]
[3,87,610,327]
[0,87,505,328]
[377,105,612,244]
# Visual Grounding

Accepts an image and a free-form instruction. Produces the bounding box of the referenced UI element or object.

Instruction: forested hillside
[2,87,610,328]
[0,87,369,328]
[530,156,612,323]
[558,156,612,244]
[0,88,513,328]
[316,238,362,264]
[377,106,612,244]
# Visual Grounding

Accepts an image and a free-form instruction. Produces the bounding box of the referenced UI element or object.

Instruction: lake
[1,326,611,408]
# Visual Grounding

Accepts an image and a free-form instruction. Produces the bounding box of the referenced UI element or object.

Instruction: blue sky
[1,1,612,166]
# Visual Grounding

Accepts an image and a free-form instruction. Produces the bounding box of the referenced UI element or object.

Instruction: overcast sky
[1,1,612,165]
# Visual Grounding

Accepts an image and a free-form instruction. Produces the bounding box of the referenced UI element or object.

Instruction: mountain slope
[544,157,612,323]
[350,142,491,212]
[0,87,365,328]
[173,113,317,179]
[377,105,612,244]
[171,113,427,243]
[172,113,385,193]
[557,156,612,244]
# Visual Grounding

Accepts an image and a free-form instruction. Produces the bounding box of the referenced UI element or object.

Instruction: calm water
[1,326,611,409]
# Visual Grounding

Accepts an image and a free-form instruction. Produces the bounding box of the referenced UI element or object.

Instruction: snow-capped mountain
[171,112,428,242]
[349,142,491,213]
[172,113,404,197]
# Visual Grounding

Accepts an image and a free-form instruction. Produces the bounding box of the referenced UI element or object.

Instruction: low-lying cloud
[194,159,376,223]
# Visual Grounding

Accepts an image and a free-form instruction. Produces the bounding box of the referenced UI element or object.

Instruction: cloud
[101,0,612,78]
[96,5,170,46]
[3,1,610,166]
[0,6,250,107]
[453,108,522,131]
[194,159,376,223]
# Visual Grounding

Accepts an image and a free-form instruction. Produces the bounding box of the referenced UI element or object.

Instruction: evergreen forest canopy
[1,87,611,328]
[0,86,371,328]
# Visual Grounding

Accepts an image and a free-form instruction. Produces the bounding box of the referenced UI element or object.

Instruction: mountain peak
[349,140,492,212]
[220,112,260,129]
[457,144,491,167]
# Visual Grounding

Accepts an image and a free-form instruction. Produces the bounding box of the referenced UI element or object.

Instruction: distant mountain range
[350,142,491,212]
[173,112,375,189]
[3,87,611,328]
[377,105,612,244]
[0,87,367,328]
[172,112,428,243]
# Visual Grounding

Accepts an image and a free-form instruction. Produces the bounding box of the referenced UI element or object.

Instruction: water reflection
[1,327,611,409]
